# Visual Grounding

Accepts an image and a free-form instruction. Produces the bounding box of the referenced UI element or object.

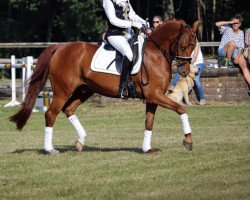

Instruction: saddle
[91,34,145,76]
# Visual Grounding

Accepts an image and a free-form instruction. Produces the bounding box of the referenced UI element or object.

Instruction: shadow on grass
[10,145,160,155]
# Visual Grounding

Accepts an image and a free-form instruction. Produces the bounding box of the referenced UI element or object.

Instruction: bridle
[173,25,196,67]
[142,24,196,67]
[140,24,196,86]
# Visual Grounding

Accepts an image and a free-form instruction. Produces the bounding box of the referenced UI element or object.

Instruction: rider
[103,0,146,99]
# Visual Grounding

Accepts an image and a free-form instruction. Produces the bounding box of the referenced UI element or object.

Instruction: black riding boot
[118,56,132,99]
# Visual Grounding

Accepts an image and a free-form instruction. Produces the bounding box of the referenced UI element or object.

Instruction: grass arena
[0,99,249,199]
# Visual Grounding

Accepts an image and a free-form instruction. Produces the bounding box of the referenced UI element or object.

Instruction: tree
[196,0,205,39]
[0,0,105,43]
[162,0,175,20]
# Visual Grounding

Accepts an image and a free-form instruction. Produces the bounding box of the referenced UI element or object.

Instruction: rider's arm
[103,0,132,28]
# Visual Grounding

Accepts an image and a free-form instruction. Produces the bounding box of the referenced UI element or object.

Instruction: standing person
[215,14,250,94]
[169,41,206,105]
[103,0,146,99]
[244,28,250,64]
[152,15,163,29]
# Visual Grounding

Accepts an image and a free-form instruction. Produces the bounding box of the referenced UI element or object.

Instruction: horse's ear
[192,20,200,33]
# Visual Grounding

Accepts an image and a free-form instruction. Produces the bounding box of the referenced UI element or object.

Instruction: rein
[142,29,173,64]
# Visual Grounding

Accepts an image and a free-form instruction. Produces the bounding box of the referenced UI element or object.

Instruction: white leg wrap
[180,113,192,135]
[44,127,53,151]
[68,115,86,144]
[142,130,152,152]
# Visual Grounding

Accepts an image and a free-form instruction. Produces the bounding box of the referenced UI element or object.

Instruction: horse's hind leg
[44,95,69,155]
[62,87,94,151]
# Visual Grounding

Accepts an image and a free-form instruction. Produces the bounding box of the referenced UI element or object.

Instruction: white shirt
[191,43,204,65]
[218,25,244,49]
[103,0,146,29]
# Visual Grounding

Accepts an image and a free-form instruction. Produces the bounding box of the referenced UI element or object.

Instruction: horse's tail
[9,44,60,131]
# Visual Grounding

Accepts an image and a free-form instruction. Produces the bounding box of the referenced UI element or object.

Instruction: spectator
[169,41,206,105]
[144,15,163,35]
[244,28,250,64]
[152,15,163,29]
[215,14,250,95]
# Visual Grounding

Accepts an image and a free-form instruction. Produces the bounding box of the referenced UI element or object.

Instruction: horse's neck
[144,42,172,74]
[151,22,180,45]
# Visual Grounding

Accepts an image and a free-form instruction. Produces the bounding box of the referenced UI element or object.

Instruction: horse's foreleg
[180,113,193,150]
[63,91,93,151]
[143,103,157,153]
[147,91,193,151]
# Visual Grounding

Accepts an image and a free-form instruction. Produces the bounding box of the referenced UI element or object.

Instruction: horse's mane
[150,19,187,37]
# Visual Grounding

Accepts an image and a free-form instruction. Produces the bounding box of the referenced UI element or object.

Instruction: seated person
[216,14,250,95]
[244,28,250,64]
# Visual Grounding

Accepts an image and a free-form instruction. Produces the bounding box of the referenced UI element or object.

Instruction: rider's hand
[131,22,142,29]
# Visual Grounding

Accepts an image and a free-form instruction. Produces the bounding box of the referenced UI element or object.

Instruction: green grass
[0,100,250,200]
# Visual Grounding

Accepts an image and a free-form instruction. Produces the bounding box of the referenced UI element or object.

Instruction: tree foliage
[0,0,105,42]
[0,0,249,44]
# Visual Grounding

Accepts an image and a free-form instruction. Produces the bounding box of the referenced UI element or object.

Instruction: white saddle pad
[91,35,145,75]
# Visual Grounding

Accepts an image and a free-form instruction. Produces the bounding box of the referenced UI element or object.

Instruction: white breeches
[107,35,133,61]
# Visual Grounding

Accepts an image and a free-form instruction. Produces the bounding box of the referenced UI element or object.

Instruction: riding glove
[132,22,143,29]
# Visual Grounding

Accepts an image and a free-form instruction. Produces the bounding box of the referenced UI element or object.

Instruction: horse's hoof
[45,149,60,155]
[183,139,193,151]
[75,140,84,151]
[144,148,157,154]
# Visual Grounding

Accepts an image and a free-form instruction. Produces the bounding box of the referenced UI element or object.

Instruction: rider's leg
[107,36,133,98]
[118,56,133,98]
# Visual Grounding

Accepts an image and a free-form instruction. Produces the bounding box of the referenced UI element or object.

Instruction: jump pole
[4,55,21,107]
[22,56,33,101]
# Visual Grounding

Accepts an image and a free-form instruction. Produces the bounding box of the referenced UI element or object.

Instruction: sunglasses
[153,21,160,24]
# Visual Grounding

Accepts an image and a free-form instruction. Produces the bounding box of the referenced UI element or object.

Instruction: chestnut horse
[10,20,199,155]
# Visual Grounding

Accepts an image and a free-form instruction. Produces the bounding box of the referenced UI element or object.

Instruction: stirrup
[117,84,128,99]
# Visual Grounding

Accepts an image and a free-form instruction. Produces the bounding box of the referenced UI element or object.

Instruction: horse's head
[148,20,199,76]
[171,20,199,76]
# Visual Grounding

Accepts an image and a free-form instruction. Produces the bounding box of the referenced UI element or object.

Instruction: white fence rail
[0,55,34,107]
[0,42,220,49]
